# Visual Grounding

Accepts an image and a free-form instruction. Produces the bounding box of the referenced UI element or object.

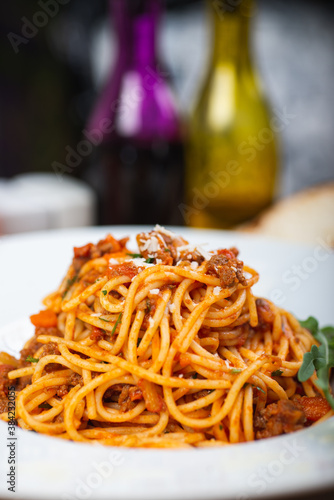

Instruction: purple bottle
[87,0,184,225]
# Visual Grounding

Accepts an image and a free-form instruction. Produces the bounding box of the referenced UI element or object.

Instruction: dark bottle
[87,0,184,226]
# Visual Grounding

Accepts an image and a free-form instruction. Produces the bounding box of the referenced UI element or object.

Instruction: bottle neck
[210,0,253,65]
[111,0,161,69]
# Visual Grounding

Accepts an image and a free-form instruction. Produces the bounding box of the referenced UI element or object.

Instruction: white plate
[0,226,333,500]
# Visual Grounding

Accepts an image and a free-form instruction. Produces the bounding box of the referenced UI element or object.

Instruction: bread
[240,183,334,247]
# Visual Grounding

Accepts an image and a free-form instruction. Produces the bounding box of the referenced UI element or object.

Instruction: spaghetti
[0,226,332,448]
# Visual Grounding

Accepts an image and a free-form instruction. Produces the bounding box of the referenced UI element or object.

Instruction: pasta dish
[0,226,332,448]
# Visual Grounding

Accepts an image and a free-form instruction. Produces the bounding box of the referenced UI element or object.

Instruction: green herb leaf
[127,253,142,259]
[62,274,78,299]
[99,317,110,323]
[146,299,151,314]
[145,257,154,264]
[219,425,223,431]
[252,385,266,394]
[164,248,171,254]
[110,313,123,336]
[299,317,319,337]
[102,290,108,296]
[26,356,39,363]
[231,368,242,374]
[298,317,334,410]
[271,369,283,377]
[39,402,52,410]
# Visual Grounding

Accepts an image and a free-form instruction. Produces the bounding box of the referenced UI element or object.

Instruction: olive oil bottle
[184,0,278,228]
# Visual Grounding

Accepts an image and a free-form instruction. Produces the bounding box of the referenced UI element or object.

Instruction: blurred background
[0,0,333,241]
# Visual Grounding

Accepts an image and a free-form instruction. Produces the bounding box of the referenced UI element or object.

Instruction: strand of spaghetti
[163,356,268,429]
[126,309,145,364]
[62,277,108,312]
[8,367,35,379]
[246,288,258,327]
[255,372,288,400]
[63,369,128,441]
[32,355,82,383]
[65,311,76,340]
[100,276,132,313]
[172,278,194,331]
[17,376,71,433]
[76,306,120,332]
[149,316,171,373]
[243,383,254,441]
[130,411,169,438]
[82,369,97,420]
[37,335,232,389]
[136,289,171,357]
[25,389,58,412]
[58,344,120,373]
[174,287,234,353]
[229,389,244,443]
[114,265,223,357]
[176,389,225,414]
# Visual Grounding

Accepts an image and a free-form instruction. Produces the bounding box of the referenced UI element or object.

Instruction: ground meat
[0,397,9,414]
[72,235,128,271]
[41,343,60,357]
[136,230,187,265]
[40,343,62,373]
[193,390,210,400]
[0,365,13,398]
[35,326,60,338]
[90,327,106,342]
[254,399,306,439]
[18,338,43,368]
[206,251,247,288]
[107,262,139,280]
[15,376,31,392]
[51,372,83,398]
[118,385,135,413]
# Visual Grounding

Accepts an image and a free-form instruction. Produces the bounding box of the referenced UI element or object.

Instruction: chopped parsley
[164,248,171,254]
[271,369,283,377]
[219,425,223,431]
[99,317,110,323]
[127,253,142,259]
[102,290,108,296]
[252,385,266,394]
[62,274,78,299]
[231,368,242,374]
[146,299,152,314]
[145,257,154,264]
[26,356,39,363]
[298,316,334,410]
[110,313,123,336]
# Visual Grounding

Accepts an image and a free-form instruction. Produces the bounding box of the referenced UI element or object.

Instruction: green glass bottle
[184,0,278,229]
